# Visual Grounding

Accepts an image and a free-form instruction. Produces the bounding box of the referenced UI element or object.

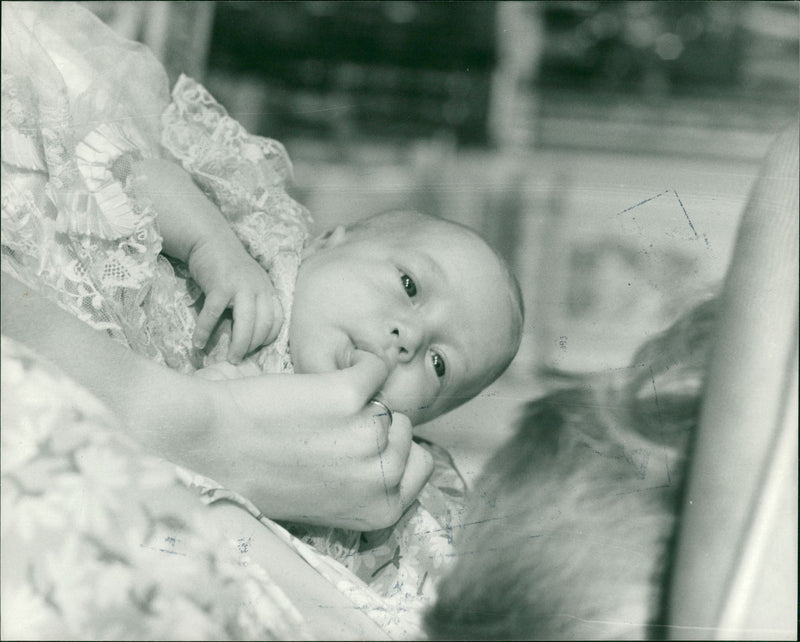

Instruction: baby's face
[289,221,518,424]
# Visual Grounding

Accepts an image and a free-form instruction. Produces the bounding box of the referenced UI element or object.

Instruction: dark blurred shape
[207,1,496,144]
[86,2,797,156]
[426,299,719,640]
[538,1,743,94]
[529,1,798,157]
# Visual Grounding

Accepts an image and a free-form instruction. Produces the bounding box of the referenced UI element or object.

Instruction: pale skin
[2,271,431,530]
[2,158,519,528]
[2,158,433,530]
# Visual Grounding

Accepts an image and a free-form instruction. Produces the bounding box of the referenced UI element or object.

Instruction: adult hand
[197,350,435,530]
[2,275,432,530]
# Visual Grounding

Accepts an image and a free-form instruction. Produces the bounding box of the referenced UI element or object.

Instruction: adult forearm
[0,272,213,462]
[2,274,433,528]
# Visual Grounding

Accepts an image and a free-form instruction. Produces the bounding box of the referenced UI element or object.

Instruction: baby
[97,72,523,428]
[189,208,523,424]
[144,169,524,599]
[1,3,523,605]
[127,106,525,611]
[95,75,523,428]
[115,76,522,602]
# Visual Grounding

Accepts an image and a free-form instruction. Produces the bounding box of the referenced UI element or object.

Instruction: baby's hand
[188,237,283,363]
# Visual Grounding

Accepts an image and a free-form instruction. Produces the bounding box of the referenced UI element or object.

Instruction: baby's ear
[302,225,347,258]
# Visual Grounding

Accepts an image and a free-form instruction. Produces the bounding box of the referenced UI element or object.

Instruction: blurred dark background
[85,1,798,154]
[84,0,798,481]
[208,1,496,145]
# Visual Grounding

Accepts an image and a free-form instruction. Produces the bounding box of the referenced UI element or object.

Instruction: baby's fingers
[250,293,283,353]
[229,294,255,364]
[194,291,231,349]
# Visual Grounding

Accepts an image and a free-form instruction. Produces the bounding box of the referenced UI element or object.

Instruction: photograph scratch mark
[673,189,699,239]
[616,189,669,215]
[374,416,392,507]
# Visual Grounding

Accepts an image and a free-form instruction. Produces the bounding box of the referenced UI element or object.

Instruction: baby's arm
[132,158,282,362]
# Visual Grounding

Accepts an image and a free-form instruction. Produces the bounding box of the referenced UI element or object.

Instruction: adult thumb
[342,349,391,403]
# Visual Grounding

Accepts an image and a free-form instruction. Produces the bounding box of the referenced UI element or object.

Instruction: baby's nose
[389,324,422,363]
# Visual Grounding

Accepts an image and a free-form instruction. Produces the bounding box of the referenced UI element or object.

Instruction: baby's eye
[400,273,417,298]
[431,352,446,378]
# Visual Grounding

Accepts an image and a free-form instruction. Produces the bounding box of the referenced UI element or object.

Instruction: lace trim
[161,75,312,269]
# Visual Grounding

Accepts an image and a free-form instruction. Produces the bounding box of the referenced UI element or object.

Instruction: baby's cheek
[380,366,435,423]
